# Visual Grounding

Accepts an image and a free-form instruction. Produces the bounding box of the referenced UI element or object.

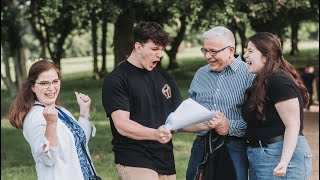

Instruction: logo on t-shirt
[162,84,171,99]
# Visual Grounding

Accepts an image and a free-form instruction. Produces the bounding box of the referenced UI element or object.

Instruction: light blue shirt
[189,55,255,137]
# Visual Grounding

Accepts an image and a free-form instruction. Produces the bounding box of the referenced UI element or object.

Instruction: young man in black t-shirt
[102,22,181,179]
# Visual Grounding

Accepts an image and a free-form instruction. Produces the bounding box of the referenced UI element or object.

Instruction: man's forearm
[181,122,210,133]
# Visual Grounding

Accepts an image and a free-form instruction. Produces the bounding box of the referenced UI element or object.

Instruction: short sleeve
[267,75,298,104]
[188,70,200,101]
[102,73,130,117]
[168,75,182,110]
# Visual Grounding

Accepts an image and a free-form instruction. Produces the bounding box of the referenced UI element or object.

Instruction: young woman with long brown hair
[240,32,312,180]
[8,60,99,180]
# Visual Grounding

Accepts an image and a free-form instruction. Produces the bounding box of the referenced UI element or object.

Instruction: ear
[134,42,143,53]
[228,46,235,58]
[31,85,35,93]
[229,46,235,54]
[262,56,267,64]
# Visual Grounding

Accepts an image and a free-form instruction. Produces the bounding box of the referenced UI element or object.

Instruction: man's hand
[154,125,172,144]
[206,110,221,130]
[213,112,229,135]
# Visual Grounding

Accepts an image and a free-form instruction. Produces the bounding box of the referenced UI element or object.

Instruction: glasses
[201,46,230,57]
[35,79,61,89]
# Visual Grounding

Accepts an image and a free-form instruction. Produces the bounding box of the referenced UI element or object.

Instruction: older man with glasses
[179,26,255,180]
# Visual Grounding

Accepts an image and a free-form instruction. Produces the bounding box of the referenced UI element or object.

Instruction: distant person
[241,32,312,179]
[8,60,98,180]
[102,22,182,179]
[301,65,316,110]
[181,26,255,180]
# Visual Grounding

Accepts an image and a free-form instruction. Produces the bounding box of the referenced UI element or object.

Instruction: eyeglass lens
[36,80,61,88]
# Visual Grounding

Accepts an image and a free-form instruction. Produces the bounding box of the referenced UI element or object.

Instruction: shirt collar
[34,101,42,105]
[228,54,243,73]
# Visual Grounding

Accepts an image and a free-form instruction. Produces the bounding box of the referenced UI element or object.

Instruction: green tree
[163,0,201,69]
[28,0,88,68]
[111,0,201,70]
[192,0,250,55]
[1,0,28,99]
[98,0,119,77]
[286,0,319,55]
[246,0,318,54]
[112,0,136,68]
[86,0,119,78]
[87,0,100,79]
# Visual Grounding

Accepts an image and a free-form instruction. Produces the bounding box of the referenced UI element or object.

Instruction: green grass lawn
[1,46,319,179]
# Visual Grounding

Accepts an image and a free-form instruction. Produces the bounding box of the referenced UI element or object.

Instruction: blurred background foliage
[1,0,319,99]
[1,1,319,179]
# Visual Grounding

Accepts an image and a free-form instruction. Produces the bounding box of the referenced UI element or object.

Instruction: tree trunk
[29,19,47,59]
[167,15,187,70]
[14,46,27,89]
[280,36,284,50]
[113,9,135,68]
[29,0,47,59]
[40,44,47,59]
[1,0,27,99]
[100,18,107,77]
[49,35,66,69]
[237,27,247,56]
[290,21,300,55]
[47,30,69,69]
[1,41,18,99]
[52,50,62,69]
[91,8,99,80]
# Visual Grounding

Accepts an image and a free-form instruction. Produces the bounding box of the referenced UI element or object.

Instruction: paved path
[304,106,319,180]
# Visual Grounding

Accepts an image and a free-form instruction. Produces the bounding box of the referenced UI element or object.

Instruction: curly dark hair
[133,22,171,47]
[239,32,309,120]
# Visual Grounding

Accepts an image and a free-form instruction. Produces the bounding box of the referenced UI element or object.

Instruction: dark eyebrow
[38,79,60,82]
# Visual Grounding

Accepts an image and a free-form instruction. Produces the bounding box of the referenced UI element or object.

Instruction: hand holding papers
[164,98,215,131]
[155,125,172,144]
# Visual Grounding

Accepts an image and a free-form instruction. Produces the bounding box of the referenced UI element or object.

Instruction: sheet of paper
[164,98,214,130]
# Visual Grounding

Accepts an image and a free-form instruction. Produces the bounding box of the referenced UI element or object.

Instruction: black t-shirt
[241,70,304,141]
[102,61,181,175]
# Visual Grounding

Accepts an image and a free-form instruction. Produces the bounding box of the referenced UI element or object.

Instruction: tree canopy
[1,0,319,98]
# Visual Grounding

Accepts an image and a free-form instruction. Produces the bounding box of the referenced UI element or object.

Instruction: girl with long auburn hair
[8,60,99,180]
[9,60,61,129]
[240,32,312,179]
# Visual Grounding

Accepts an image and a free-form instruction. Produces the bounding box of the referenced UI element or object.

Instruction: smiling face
[243,41,266,75]
[31,68,60,106]
[203,36,234,72]
[136,41,164,71]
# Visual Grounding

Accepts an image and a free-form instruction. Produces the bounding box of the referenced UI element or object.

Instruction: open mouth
[152,61,158,66]
[208,59,217,63]
[46,93,55,98]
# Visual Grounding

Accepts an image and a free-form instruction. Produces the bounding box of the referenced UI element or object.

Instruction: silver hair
[203,26,235,46]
